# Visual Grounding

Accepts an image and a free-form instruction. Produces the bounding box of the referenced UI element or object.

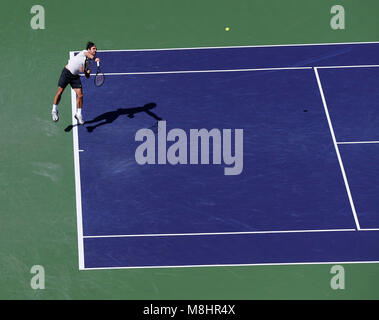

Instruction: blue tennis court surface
[70,42,379,270]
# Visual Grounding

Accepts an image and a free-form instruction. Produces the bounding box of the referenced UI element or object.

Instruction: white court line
[314,67,361,231]
[80,64,379,77]
[89,40,379,52]
[83,228,356,239]
[316,64,379,69]
[82,260,379,271]
[337,141,379,145]
[71,51,85,271]
[82,66,312,77]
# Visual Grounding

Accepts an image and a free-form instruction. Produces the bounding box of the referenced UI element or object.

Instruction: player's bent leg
[74,88,83,107]
[54,86,65,105]
[73,88,84,125]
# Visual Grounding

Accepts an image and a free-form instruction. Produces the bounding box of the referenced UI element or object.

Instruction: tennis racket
[94,61,105,87]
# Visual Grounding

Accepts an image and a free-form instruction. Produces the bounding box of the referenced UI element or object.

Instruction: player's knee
[77,92,83,99]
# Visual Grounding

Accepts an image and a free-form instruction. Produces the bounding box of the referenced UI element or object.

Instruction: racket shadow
[64,123,78,132]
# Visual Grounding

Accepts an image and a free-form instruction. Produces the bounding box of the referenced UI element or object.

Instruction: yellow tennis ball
[225,27,230,31]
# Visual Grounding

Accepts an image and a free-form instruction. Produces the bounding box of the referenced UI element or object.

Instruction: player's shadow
[64,102,162,133]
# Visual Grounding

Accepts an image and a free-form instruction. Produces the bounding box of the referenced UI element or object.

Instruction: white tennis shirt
[67,50,87,75]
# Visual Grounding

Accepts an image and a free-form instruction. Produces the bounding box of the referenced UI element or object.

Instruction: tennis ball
[225,27,230,31]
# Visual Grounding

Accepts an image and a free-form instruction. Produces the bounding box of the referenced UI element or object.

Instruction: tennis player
[52,41,100,124]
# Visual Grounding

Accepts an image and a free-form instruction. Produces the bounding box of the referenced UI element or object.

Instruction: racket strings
[95,72,104,86]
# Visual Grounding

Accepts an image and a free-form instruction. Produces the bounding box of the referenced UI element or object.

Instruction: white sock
[76,108,82,115]
[52,104,58,112]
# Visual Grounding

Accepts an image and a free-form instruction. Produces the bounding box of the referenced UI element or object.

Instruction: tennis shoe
[75,113,84,125]
[52,110,59,122]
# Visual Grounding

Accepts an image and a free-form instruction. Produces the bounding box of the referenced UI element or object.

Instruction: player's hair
[86,41,96,50]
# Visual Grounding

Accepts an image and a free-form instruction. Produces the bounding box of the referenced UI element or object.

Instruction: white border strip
[83,260,379,271]
[80,64,379,77]
[71,51,85,270]
[90,40,379,53]
[337,141,379,145]
[94,66,311,76]
[314,67,361,230]
[81,66,312,77]
[83,228,355,239]
[316,64,379,69]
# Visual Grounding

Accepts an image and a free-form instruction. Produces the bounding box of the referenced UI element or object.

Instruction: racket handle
[97,61,100,67]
